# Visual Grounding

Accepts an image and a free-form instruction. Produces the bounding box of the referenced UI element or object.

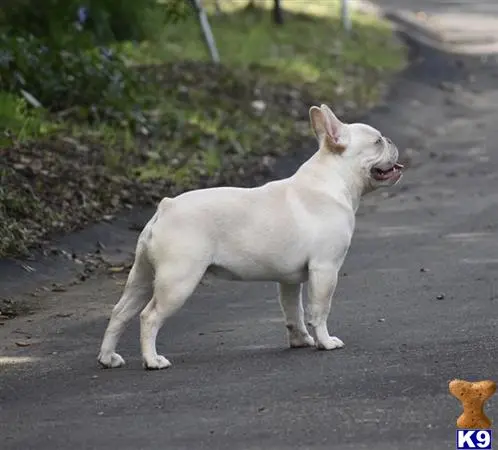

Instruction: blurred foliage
[0,1,192,131]
[0,0,191,44]
[0,33,148,127]
[0,92,47,145]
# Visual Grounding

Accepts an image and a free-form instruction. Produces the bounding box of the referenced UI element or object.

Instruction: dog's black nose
[386,137,393,145]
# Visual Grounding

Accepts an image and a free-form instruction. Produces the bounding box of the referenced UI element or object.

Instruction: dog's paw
[289,333,315,348]
[316,336,345,351]
[98,352,125,369]
[143,355,172,370]
[286,324,315,348]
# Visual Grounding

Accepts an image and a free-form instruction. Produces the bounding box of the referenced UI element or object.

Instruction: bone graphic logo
[449,379,496,429]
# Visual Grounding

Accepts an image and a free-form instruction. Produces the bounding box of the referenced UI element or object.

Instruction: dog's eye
[375,137,383,145]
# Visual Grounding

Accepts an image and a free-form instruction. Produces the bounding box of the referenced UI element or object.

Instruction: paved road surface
[359,0,498,54]
[2,13,498,450]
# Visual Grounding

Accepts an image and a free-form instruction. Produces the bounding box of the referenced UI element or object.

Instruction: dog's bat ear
[320,104,343,135]
[309,106,324,140]
[309,104,345,154]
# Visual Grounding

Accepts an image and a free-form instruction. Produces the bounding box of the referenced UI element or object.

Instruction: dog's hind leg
[98,245,154,368]
[278,283,315,348]
[140,261,206,370]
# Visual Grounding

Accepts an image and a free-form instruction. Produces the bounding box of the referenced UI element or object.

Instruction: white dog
[97,104,403,370]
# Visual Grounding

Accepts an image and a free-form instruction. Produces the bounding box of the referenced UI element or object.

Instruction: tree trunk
[214,0,221,15]
[272,0,283,25]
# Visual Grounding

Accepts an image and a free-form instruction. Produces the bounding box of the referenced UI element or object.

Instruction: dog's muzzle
[371,143,403,181]
[371,162,403,181]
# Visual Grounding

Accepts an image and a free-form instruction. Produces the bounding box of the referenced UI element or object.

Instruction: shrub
[0,0,191,45]
[0,33,147,127]
[0,1,194,129]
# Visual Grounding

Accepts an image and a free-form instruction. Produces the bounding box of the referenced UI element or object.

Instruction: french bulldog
[98,104,403,370]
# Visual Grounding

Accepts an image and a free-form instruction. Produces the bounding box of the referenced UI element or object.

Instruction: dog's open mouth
[371,163,404,181]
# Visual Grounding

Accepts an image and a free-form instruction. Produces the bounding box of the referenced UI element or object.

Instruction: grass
[125,0,404,102]
[0,0,407,258]
[0,93,48,145]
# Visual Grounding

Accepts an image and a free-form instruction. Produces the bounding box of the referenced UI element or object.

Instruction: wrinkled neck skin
[296,148,370,213]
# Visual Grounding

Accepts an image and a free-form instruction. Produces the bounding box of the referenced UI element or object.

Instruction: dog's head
[309,104,403,193]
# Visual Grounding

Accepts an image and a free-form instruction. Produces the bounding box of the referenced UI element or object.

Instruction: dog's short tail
[157,196,173,213]
[137,197,174,268]
[141,197,173,242]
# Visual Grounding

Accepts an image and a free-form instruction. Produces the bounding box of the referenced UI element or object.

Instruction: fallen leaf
[52,285,67,292]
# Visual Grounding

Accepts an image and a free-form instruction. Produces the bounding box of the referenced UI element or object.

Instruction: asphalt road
[366,0,498,54]
[1,42,498,450]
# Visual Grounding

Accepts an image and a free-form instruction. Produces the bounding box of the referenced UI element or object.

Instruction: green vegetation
[127,1,403,101]
[0,0,407,258]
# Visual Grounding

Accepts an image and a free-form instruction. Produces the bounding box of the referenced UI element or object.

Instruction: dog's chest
[205,262,309,283]
[205,264,246,281]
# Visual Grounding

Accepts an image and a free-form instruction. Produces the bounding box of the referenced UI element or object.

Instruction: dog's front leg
[278,283,315,348]
[307,268,344,350]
